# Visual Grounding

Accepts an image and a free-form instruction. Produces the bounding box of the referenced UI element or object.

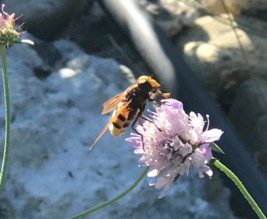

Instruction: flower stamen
[205,114,210,132]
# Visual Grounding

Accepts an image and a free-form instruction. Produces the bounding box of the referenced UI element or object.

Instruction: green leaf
[209,142,225,154]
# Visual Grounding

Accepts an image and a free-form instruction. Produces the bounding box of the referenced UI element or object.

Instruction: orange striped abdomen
[109,104,133,136]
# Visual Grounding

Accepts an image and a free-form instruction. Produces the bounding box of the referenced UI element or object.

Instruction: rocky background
[0,0,266,218]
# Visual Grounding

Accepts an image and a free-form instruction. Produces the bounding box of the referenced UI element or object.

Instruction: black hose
[97,0,267,217]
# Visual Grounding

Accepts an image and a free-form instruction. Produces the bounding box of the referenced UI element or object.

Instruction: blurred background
[0,0,266,218]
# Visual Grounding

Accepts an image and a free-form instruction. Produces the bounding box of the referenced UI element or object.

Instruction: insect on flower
[91,75,170,148]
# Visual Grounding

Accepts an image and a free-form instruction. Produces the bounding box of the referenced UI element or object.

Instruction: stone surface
[177,15,267,94]
[196,0,267,14]
[3,0,92,39]
[142,0,199,36]
[0,39,237,219]
[229,78,267,173]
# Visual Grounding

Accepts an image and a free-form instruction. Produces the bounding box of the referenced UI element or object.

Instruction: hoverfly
[91,75,170,148]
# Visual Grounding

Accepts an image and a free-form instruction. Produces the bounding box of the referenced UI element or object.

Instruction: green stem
[213,159,266,219]
[66,167,149,219]
[0,46,10,190]
[0,46,10,191]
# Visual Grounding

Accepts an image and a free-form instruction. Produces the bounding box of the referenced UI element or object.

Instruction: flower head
[126,98,223,197]
[0,4,21,47]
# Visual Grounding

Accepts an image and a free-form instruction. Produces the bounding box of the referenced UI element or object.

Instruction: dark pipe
[97,0,267,217]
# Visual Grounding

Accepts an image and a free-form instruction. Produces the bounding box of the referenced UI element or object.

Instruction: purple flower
[126,98,223,197]
[0,4,16,26]
[0,4,21,46]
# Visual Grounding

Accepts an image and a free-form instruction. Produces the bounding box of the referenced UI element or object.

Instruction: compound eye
[138,80,151,91]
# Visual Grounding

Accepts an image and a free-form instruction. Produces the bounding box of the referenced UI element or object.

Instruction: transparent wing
[90,92,124,149]
[102,93,123,114]
[89,116,113,149]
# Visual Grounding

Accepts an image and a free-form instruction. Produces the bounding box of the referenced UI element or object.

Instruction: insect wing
[90,92,124,149]
[90,116,113,149]
[102,92,123,114]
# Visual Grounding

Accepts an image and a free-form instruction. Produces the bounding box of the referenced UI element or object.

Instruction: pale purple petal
[199,144,213,161]
[161,98,183,110]
[125,134,140,148]
[189,112,204,130]
[199,165,213,178]
[126,98,223,197]
[200,129,223,143]
[191,149,205,168]
[148,169,159,177]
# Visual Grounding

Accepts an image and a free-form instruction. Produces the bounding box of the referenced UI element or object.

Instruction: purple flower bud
[0,4,21,46]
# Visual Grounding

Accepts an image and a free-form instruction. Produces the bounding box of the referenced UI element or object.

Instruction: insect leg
[149,90,170,105]
[131,110,146,151]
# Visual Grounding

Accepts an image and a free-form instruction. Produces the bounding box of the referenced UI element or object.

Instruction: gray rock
[142,0,199,36]
[229,78,267,172]
[177,15,267,94]
[3,0,92,39]
[197,0,267,14]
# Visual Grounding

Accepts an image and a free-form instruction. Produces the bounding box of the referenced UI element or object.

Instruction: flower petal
[199,165,213,178]
[125,98,223,196]
[200,129,223,143]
